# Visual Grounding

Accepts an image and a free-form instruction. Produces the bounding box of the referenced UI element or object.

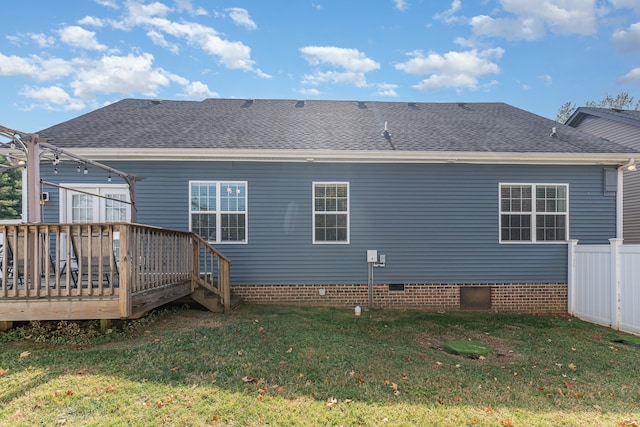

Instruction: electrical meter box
[367,250,378,263]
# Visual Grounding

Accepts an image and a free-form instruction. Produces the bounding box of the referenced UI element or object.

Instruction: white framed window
[189,181,247,244]
[60,184,131,224]
[313,182,349,244]
[499,183,568,243]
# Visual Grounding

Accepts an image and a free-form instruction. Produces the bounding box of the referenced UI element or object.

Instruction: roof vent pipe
[550,126,557,137]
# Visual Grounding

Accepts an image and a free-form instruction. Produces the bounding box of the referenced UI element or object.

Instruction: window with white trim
[313,182,349,243]
[189,181,247,243]
[500,183,568,243]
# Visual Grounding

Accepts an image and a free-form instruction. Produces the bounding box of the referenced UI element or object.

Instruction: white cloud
[58,26,107,51]
[78,16,106,27]
[0,53,76,81]
[612,22,640,52]
[311,3,323,11]
[302,70,370,87]
[121,2,269,77]
[30,33,55,48]
[180,81,219,99]
[393,0,408,11]
[95,0,119,9]
[6,35,20,46]
[375,83,399,97]
[300,46,380,89]
[147,30,180,53]
[19,85,86,110]
[70,53,172,98]
[227,8,257,30]
[470,0,599,40]
[299,88,321,96]
[434,0,461,23]
[300,46,380,73]
[610,0,640,13]
[471,15,545,40]
[618,67,640,84]
[395,48,503,93]
[538,74,552,85]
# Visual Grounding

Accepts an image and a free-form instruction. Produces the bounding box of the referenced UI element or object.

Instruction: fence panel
[572,244,612,327]
[570,240,640,335]
[619,245,640,335]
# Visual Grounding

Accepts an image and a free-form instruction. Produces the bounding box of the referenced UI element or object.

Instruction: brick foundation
[231,283,568,314]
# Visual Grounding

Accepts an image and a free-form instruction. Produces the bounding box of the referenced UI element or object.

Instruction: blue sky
[1,0,639,132]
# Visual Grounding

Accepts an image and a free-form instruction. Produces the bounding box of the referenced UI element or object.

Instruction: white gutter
[62,148,637,166]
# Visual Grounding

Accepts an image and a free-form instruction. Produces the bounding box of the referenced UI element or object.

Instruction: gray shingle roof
[566,107,640,128]
[39,98,634,154]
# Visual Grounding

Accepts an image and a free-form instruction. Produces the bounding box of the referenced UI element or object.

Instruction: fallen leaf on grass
[56,418,68,425]
[19,351,30,358]
[501,418,513,427]
[484,407,493,414]
[66,390,74,396]
[324,397,338,408]
[77,368,89,375]
[256,395,265,401]
[593,405,602,411]
[106,385,116,392]
[617,419,639,426]
[0,368,9,376]
[170,366,181,371]
[212,414,220,422]
[10,410,21,421]
[286,347,293,353]
[156,399,165,408]
[244,376,265,384]
[568,363,577,371]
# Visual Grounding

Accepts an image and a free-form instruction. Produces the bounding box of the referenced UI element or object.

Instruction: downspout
[616,166,623,240]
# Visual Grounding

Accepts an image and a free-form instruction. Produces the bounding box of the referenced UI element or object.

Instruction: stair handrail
[190,233,231,313]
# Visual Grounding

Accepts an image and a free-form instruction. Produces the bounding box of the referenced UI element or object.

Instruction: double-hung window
[313,182,349,244]
[499,183,568,243]
[190,181,247,243]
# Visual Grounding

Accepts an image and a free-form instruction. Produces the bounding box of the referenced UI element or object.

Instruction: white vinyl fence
[568,239,640,335]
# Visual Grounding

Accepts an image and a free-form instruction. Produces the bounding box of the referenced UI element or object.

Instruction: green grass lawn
[1,305,639,426]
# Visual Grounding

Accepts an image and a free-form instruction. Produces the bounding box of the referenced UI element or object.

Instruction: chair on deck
[2,232,69,289]
[70,229,119,288]
[3,233,26,288]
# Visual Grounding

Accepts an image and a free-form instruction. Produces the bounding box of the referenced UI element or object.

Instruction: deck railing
[0,223,231,321]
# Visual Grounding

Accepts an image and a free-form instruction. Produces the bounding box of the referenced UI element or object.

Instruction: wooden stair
[189,286,244,312]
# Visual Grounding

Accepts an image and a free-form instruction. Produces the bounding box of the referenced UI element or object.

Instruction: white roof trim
[66,148,635,165]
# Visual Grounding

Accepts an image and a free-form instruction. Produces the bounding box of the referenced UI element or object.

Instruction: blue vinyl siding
[40,162,616,286]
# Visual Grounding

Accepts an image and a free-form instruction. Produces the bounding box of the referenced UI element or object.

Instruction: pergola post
[26,134,41,223]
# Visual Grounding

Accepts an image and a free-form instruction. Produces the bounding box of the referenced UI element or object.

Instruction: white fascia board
[68,148,636,166]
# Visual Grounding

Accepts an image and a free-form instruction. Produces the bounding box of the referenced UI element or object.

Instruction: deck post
[118,224,132,318]
[0,321,13,332]
[100,319,112,332]
[221,259,230,314]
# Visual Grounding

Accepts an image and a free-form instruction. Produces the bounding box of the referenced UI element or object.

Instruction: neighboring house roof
[38,99,636,164]
[566,107,640,129]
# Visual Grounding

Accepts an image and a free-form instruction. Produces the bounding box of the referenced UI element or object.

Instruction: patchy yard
[1,305,639,426]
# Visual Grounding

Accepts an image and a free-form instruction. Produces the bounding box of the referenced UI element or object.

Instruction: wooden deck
[0,223,231,328]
